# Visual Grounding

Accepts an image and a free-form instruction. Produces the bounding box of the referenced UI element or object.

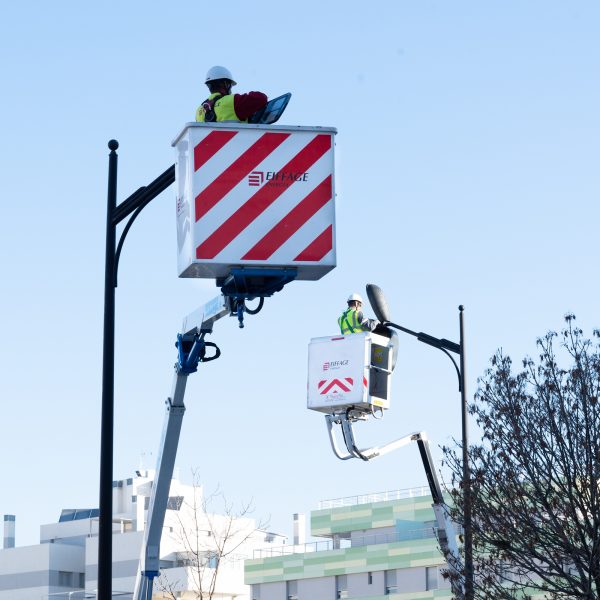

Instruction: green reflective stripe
[338,308,360,335]
[343,315,354,334]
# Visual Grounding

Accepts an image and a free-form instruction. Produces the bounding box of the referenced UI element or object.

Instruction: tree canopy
[444,316,600,599]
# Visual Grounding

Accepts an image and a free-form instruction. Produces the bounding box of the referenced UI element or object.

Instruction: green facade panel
[310,495,444,537]
[245,540,445,584]
[246,494,550,599]
[246,492,457,599]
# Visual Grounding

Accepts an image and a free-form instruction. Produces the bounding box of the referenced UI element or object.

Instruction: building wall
[0,471,286,600]
[395,567,426,593]
[0,543,84,600]
[40,516,98,546]
[298,575,336,599]
[348,570,384,597]
[246,538,445,584]
[251,578,450,600]
[85,529,143,594]
[253,580,286,600]
[246,494,454,600]
[311,496,440,537]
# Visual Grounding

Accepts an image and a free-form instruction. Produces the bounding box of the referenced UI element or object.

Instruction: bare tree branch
[157,469,269,599]
[443,316,600,599]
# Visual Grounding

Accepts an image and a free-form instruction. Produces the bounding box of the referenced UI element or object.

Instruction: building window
[143,495,183,510]
[426,567,439,591]
[78,572,85,588]
[59,508,99,522]
[286,579,298,600]
[385,570,397,595]
[336,574,348,598]
[368,571,373,585]
[58,571,72,587]
[251,583,261,600]
[167,496,184,510]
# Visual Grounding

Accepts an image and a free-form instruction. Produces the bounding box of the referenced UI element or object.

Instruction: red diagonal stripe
[194,131,238,172]
[318,380,327,389]
[320,380,337,394]
[195,132,290,221]
[241,175,332,260]
[294,225,333,261]
[196,134,332,259]
[321,378,351,395]
[334,379,351,392]
[346,378,353,386]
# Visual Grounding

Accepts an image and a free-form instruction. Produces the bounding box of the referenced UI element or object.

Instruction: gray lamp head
[366,284,390,323]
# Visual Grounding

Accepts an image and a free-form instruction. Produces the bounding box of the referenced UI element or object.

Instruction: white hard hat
[347,293,363,304]
[205,66,237,86]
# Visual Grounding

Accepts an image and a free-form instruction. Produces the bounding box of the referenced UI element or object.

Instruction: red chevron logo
[318,378,354,395]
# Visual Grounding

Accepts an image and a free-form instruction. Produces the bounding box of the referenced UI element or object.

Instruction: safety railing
[253,538,350,558]
[46,592,132,599]
[252,527,437,559]
[318,485,430,509]
[352,527,436,547]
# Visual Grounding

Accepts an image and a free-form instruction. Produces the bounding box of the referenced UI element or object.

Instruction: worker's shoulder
[234,90,267,99]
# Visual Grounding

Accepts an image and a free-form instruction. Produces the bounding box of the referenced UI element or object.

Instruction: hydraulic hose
[244,297,265,315]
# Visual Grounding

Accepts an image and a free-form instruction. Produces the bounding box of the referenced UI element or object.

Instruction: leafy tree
[444,315,600,599]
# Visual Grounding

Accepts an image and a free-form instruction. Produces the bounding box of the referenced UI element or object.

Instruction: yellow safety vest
[195,93,248,123]
[338,308,362,335]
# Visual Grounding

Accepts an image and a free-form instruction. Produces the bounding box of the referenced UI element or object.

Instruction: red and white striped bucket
[173,123,337,280]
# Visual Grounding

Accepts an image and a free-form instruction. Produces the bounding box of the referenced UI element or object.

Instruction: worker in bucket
[196,66,268,123]
[338,293,378,335]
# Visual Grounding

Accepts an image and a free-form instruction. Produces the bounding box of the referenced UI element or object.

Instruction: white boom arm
[326,412,463,597]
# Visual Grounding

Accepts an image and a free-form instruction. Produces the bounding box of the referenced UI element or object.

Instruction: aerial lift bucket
[307,331,397,415]
[172,122,337,299]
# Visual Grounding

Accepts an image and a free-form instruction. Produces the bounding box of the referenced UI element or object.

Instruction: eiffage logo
[322,360,348,371]
[248,170,309,187]
[248,171,264,186]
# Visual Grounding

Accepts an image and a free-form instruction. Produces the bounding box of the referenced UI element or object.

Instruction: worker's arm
[234,91,268,121]
[356,310,378,331]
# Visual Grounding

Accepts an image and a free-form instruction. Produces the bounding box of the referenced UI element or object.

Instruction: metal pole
[98,139,119,600]
[459,305,474,599]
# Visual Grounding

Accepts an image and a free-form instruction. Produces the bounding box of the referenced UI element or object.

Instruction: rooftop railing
[46,593,132,599]
[318,485,430,509]
[252,527,437,559]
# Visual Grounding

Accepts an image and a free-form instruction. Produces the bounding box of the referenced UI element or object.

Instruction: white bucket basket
[307,332,394,414]
[173,123,337,281]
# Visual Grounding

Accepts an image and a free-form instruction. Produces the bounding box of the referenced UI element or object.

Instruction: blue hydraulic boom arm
[132,296,227,600]
[133,270,297,600]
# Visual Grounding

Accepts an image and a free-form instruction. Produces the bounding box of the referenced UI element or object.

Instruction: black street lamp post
[98,141,175,600]
[366,285,473,600]
[459,307,474,600]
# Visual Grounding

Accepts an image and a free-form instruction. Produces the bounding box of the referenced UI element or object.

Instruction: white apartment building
[0,471,286,600]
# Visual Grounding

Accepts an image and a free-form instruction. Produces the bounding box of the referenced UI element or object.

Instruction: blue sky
[1,1,599,547]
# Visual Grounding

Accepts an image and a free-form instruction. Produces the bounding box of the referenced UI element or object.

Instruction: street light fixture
[366,284,474,600]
